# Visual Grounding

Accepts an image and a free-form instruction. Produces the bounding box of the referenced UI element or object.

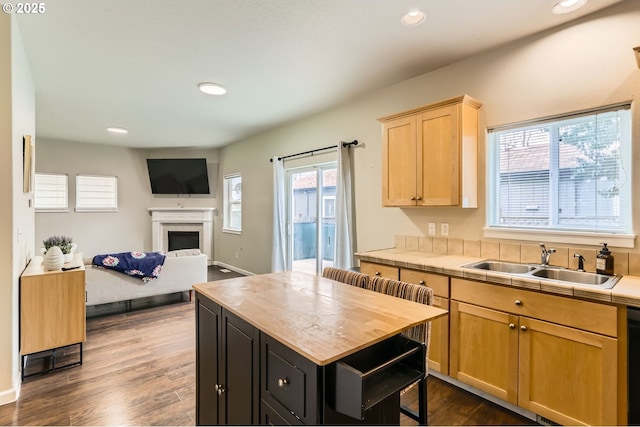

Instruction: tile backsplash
[393,234,632,276]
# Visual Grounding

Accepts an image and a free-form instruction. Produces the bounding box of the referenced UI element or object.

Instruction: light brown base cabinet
[360,261,450,376]
[20,254,86,379]
[450,278,624,426]
[358,259,629,425]
[20,254,86,356]
[400,268,450,375]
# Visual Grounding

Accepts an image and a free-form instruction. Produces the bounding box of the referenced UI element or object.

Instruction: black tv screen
[146,158,210,194]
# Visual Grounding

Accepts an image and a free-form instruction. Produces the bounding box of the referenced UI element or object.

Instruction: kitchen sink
[531,268,618,287]
[465,261,537,274]
[463,260,620,289]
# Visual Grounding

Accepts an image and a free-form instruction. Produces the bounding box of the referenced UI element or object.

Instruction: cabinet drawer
[334,334,424,420]
[261,399,303,425]
[360,261,399,280]
[261,333,319,424]
[401,269,449,297]
[451,278,618,337]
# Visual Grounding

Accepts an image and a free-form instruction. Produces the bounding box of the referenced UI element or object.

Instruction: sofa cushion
[166,248,202,257]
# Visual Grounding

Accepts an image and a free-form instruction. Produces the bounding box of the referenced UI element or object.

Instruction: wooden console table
[20,253,86,379]
[193,271,447,425]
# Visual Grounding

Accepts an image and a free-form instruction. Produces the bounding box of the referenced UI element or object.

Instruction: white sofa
[85,249,208,306]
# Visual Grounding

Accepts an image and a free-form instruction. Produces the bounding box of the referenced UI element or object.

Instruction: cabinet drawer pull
[514,300,522,306]
[215,384,225,395]
[419,280,425,285]
[375,272,381,276]
[509,323,515,329]
[278,377,289,388]
[416,196,422,201]
[520,325,527,331]
[410,196,416,201]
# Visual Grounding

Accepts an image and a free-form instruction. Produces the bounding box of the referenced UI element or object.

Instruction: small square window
[76,175,118,212]
[34,173,69,211]
[223,174,242,233]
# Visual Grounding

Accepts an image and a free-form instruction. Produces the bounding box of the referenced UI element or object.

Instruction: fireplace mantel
[149,207,216,265]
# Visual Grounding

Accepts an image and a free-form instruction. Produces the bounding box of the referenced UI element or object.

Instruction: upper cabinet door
[418,104,459,206]
[381,115,417,206]
[378,95,481,208]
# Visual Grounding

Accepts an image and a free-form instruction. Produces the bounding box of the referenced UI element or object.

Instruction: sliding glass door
[287,163,337,274]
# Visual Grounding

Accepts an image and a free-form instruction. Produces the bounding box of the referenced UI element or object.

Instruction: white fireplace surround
[149,207,215,265]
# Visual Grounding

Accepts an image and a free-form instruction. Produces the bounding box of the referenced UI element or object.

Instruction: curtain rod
[269,140,358,162]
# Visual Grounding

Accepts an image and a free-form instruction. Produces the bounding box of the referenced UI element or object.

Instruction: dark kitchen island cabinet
[194,271,447,425]
[196,293,259,425]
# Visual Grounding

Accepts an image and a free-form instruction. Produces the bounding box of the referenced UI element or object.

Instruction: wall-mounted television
[146,158,210,195]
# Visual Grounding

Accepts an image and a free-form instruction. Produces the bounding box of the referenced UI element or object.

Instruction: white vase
[43,246,64,271]
[64,243,77,263]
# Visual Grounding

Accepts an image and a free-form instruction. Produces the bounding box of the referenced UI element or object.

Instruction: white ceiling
[15,0,624,149]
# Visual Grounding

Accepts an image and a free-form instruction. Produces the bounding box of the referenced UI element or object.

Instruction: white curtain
[335,144,355,269]
[271,157,287,272]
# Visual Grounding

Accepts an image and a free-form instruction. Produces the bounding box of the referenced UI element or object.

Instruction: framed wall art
[23,135,34,193]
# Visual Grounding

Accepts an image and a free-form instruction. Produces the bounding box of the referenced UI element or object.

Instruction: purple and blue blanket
[92,251,166,282]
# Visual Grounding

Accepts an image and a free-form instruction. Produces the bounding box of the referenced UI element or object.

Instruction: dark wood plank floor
[0,266,537,426]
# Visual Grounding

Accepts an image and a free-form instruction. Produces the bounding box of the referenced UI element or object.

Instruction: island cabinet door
[196,293,222,426]
[196,292,260,426]
[449,301,519,405]
[222,309,260,425]
[518,317,618,426]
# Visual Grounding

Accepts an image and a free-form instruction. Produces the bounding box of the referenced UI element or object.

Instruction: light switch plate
[441,223,449,236]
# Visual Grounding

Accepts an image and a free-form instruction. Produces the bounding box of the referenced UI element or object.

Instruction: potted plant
[43,235,77,262]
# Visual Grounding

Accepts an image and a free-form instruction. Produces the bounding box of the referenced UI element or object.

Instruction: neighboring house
[497,127,622,228]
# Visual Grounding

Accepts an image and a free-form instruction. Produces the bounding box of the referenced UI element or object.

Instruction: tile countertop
[356,249,640,309]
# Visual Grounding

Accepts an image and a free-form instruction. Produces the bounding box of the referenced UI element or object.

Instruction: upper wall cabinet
[378,95,482,208]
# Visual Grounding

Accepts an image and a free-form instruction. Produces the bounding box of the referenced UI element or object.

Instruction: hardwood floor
[0,266,538,426]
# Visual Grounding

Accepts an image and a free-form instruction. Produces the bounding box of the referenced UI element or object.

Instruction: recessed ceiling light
[107,126,128,134]
[401,9,426,26]
[552,0,587,14]
[198,82,227,96]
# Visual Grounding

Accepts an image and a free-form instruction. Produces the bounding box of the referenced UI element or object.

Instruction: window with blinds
[34,173,69,211]
[76,175,118,212]
[487,105,631,235]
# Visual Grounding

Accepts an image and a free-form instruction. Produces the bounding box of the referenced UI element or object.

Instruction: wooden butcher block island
[193,271,446,425]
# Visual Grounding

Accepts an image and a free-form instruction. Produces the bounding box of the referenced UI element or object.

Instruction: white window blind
[34,173,68,211]
[488,105,631,235]
[223,174,242,233]
[76,175,118,212]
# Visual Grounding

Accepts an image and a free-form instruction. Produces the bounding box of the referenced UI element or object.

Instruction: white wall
[217,2,640,274]
[0,14,36,405]
[35,140,220,259]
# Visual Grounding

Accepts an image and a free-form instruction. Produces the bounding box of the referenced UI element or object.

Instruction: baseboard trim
[0,377,20,407]
[212,261,254,277]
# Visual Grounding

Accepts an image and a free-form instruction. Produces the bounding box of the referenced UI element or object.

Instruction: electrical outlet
[441,223,449,236]
[428,223,436,235]
[235,252,239,259]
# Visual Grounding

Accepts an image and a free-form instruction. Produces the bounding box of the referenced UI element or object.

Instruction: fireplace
[149,207,215,265]
[168,231,200,251]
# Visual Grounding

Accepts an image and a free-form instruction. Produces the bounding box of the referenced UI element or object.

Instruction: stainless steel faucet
[539,243,556,266]
[574,253,585,271]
